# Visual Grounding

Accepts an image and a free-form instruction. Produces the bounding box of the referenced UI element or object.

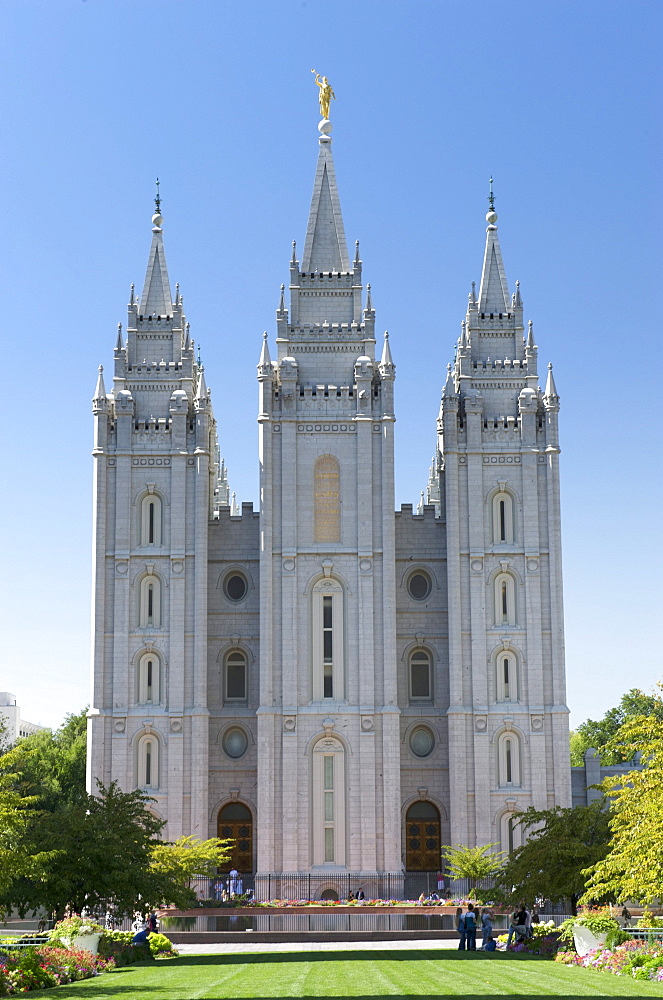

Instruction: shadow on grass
[172,949,544,966]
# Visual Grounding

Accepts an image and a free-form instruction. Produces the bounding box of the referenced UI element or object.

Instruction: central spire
[140,180,173,318]
[301,121,349,273]
[478,179,509,314]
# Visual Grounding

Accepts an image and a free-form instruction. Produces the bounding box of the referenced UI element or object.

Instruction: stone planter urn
[72,933,101,954]
[572,924,607,957]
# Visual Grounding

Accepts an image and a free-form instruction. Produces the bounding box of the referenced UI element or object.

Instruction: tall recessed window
[492,491,514,544]
[137,733,159,789]
[500,811,522,854]
[139,575,161,628]
[493,573,516,627]
[312,736,345,867]
[138,653,160,704]
[312,579,344,702]
[409,650,432,701]
[498,732,521,787]
[141,494,162,547]
[225,650,247,702]
[314,455,341,543]
[496,652,518,703]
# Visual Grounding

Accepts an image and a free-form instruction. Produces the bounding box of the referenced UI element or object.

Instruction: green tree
[582,714,663,905]
[150,835,234,907]
[0,744,55,908]
[570,688,663,765]
[495,801,611,915]
[441,843,506,891]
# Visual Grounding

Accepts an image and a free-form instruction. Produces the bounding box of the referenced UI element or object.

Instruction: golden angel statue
[311,70,336,120]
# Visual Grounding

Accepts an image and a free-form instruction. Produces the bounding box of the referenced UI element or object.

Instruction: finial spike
[488,176,495,211]
[155,177,161,213]
[354,239,360,264]
[365,282,373,312]
[116,322,123,351]
[291,240,297,265]
[130,283,135,305]
[278,283,286,312]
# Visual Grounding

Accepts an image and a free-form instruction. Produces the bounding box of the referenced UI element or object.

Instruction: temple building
[88,114,571,893]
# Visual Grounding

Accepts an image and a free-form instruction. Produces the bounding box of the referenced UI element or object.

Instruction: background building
[0,693,44,744]
[88,117,570,892]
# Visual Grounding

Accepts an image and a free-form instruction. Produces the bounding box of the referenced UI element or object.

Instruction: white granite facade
[88,124,570,884]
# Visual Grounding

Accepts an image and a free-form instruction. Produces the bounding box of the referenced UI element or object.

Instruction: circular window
[407,571,431,601]
[410,726,434,758]
[222,727,248,759]
[224,573,247,602]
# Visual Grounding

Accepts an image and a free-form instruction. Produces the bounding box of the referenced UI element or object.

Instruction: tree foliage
[495,801,611,914]
[581,714,663,905]
[441,843,506,888]
[150,835,234,907]
[570,688,663,765]
[0,744,55,905]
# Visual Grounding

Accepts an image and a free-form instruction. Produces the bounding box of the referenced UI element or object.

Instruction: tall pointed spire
[140,180,173,317]
[93,364,106,401]
[478,178,510,314]
[544,362,558,400]
[380,330,394,368]
[301,122,349,272]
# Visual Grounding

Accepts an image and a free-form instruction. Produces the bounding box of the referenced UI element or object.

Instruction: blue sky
[0,0,660,731]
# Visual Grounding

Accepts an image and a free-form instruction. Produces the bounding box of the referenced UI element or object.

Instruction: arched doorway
[405,801,441,871]
[217,802,253,874]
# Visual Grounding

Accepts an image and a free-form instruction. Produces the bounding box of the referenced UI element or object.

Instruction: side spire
[301,120,349,272]
[544,361,558,400]
[140,180,173,317]
[93,364,106,401]
[478,178,510,314]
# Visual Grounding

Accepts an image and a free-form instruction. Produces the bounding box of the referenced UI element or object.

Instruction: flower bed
[0,946,113,994]
[555,940,663,980]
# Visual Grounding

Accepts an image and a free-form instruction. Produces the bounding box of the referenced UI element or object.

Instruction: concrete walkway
[176,938,464,955]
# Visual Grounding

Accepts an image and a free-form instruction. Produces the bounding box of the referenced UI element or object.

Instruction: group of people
[455,905,496,951]
[456,902,541,951]
[213,868,252,901]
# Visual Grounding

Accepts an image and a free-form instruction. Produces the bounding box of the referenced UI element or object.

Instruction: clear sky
[0,0,660,732]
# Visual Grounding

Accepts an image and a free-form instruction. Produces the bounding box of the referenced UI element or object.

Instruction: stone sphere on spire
[486,209,498,226]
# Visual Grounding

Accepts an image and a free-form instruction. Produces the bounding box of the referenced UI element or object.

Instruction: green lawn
[28,950,663,999]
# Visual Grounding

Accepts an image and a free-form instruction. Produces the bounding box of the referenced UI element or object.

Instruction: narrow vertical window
[146,659,153,702]
[141,494,162,546]
[312,579,344,702]
[323,755,334,862]
[499,500,506,542]
[503,658,510,700]
[138,653,160,704]
[225,651,247,701]
[147,584,154,624]
[145,740,152,785]
[505,739,512,783]
[323,596,333,698]
[501,581,508,622]
[507,817,514,854]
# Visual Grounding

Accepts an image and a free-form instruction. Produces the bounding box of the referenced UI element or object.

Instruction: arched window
[137,733,159,789]
[492,491,514,544]
[495,651,518,703]
[500,811,523,854]
[405,801,441,871]
[217,802,253,874]
[314,455,341,543]
[139,575,161,628]
[493,573,516,627]
[311,578,344,701]
[138,652,160,704]
[225,650,247,702]
[312,736,346,866]
[141,494,162,547]
[498,732,521,787]
[409,649,432,701]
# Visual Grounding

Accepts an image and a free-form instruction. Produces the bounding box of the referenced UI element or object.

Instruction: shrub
[605,926,633,949]
[148,932,177,957]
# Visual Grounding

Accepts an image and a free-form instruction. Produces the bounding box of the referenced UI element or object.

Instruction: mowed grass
[27,950,663,999]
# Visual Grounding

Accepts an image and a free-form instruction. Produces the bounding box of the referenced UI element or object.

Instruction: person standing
[464,904,477,950]
[481,908,493,949]
[455,906,466,950]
